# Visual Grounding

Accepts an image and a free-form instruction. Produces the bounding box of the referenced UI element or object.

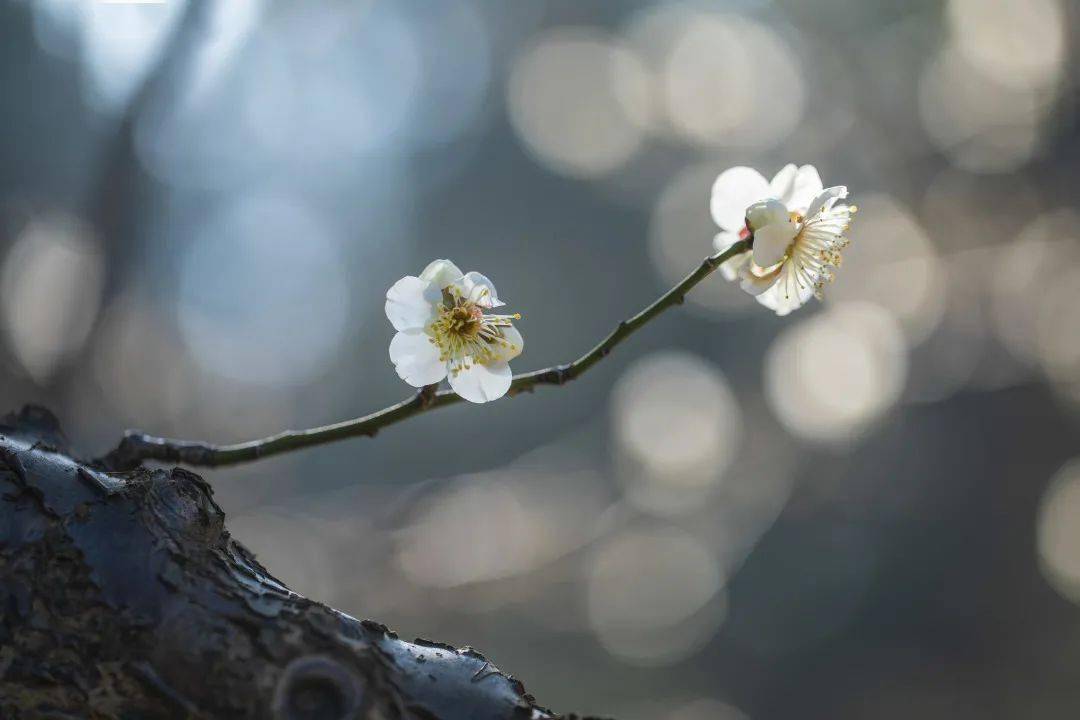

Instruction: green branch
[101,240,749,469]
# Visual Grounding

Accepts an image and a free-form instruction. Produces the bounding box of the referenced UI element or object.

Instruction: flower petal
[458,271,505,308]
[713,230,742,253]
[784,165,824,212]
[389,329,447,387]
[710,166,770,231]
[419,259,465,289]
[714,231,751,281]
[768,163,798,203]
[751,220,798,268]
[489,323,523,363]
[386,276,437,331]
[805,185,848,219]
[448,360,512,403]
[745,198,790,232]
[738,262,782,296]
[755,264,814,316]
[721,251,752,282]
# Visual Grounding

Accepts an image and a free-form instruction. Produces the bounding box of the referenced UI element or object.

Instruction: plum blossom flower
[711,164,856,316]
[385,260,523,403]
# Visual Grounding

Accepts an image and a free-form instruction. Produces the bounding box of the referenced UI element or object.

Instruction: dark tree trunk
[0,406,588,719]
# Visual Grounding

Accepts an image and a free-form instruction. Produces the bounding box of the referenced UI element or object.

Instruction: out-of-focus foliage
[1,1,1078,718]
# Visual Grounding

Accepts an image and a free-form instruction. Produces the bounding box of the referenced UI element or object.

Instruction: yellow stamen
[427,288,520,366]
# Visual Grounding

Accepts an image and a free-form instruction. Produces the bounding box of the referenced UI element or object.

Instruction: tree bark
[0,406,590,720]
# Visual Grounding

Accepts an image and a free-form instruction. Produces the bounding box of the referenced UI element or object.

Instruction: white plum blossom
[385,260,523,403]
[711,164,856,316]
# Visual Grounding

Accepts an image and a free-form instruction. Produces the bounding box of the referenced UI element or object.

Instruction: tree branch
[1,406,582,719]
[101,240,749,470]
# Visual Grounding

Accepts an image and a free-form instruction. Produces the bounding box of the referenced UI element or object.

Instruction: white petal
[738,262,781,296]
[712,230,742,253]
[389,330,447,387]
[709,166,770,231]
[756,265,814,316]
[785,165,824,213]
[751,220,797,268]
[448,360,512,403]
[768,163,798,203]
[805,185,848,219]
[714,231,751,281]
[419,259,464,289]
[721,252,752,282]
[745,198,790,232]
[458,271,505,308]
[385,276,437,331]
[489,323,523,362]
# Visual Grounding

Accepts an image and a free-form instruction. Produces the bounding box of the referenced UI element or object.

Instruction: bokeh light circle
[507,28,651,178]
[612,351,742,514]
[0,215,105,383]
[661,13,805,149]
[1037,460,1080,604]
[587,525,726,665]
[947,0,1067,90]
[1034,265,1080,395]
[92,295,196,427]
[918,45,1045,173]
[242,2,423,160]
[826,194,947,344]
[991,211,1080,372]
[177,193,350,385]
[765,303,907,444]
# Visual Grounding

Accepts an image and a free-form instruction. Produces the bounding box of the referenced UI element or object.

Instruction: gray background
[2,1,1079,718]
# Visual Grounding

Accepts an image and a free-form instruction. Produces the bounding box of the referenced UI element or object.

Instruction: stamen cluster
[429,286,521,374]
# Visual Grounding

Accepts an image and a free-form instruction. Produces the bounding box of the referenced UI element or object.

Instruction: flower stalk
[101,239,750,470]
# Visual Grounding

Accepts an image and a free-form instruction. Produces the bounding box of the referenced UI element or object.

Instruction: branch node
[555,364,573,384]
[416,384,438,409]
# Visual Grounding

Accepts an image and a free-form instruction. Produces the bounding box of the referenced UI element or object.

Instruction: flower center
[443,303,483,338]
[774,212,809,265]
[428,289,520,369]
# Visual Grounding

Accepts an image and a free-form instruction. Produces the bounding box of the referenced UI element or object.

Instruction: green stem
[102,240,749,469]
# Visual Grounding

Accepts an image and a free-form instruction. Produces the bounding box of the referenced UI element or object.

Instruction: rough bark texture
[0,406,588,720]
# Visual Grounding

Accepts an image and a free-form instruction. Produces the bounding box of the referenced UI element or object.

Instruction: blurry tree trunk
[0,406,581,719]
[89,0,214,302]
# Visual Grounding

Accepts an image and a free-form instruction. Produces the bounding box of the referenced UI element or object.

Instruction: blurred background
[1,0,1079,717]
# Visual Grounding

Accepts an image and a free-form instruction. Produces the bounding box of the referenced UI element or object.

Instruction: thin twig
[101,240,749,469]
